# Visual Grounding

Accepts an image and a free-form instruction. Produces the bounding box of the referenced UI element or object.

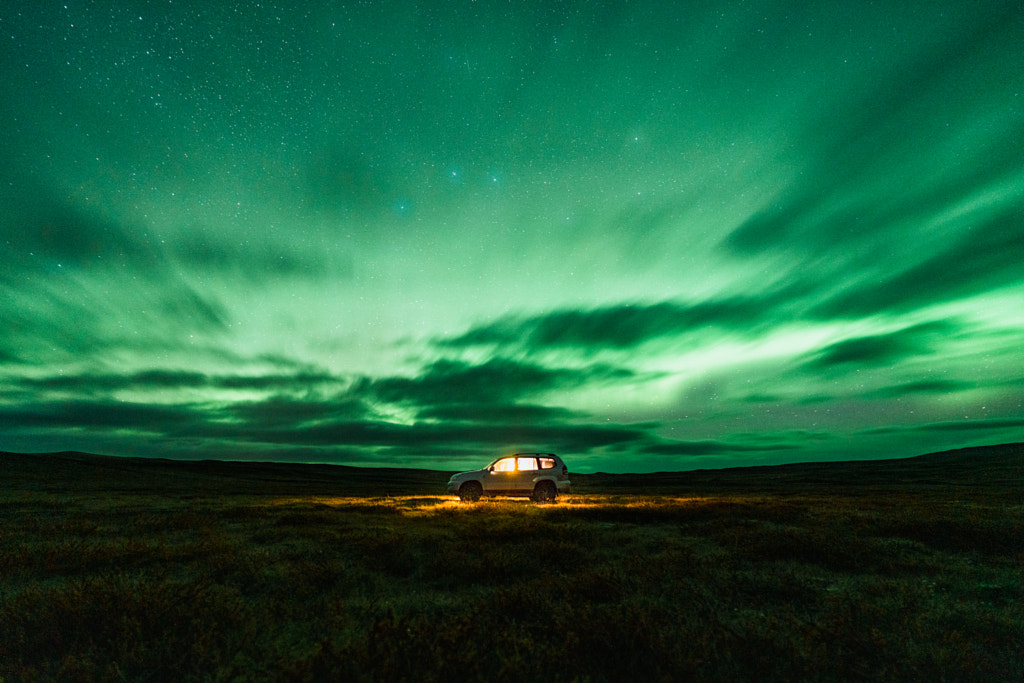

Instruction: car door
[514,456,539,493]
[484,457,517,493]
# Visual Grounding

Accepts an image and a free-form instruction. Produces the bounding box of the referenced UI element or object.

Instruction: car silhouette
[447,453,571,503]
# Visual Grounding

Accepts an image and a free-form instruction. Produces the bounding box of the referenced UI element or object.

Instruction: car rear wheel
[458,481,483,502]
[531,480,556,504]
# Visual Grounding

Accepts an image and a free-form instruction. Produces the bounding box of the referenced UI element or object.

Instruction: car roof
[492,452,560,461]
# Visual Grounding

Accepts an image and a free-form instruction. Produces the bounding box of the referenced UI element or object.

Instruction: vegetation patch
[1,451,1022,681]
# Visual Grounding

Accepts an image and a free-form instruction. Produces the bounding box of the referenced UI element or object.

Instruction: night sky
[2,1,1022,473]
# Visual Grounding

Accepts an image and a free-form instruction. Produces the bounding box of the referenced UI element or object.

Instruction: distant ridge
[576,442,1023,494]
[0,450,453,496]
[1,443,1021,497]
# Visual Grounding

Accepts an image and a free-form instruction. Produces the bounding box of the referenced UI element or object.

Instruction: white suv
[447,453,571,503]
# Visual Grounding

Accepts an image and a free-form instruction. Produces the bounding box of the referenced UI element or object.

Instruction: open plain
[1,445,1022,681]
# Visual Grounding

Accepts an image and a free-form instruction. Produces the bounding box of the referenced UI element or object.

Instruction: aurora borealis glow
[2,1,1022,472]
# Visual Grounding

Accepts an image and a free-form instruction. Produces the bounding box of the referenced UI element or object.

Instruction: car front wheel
[458,481,483,503]
[531,480,556,504]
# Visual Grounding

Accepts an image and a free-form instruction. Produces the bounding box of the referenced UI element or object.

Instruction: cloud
[27,369,340,395]
[866,380,976,400]
[166,228,352,282]
[863,417,1024,436]
[0,184,161,278]
[0,398,652,463]
[811,201,1024,318]
[0,184,236,363]
[0,400,203,434]
[441,296,802,351]
[0,347,24,365]
[31,370,208,393]
[214,371,340,391]
[1,351,653,461]
[639,440,793,457]
[253,419,647,452]
[804,321,954,371]
[717,7,1024,331]
[226,395,371,428]
[724,7,1022,262]
[417,403,583,424]
[362,357,627,408]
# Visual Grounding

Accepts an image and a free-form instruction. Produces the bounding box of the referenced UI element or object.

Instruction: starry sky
[2,0,1022,473]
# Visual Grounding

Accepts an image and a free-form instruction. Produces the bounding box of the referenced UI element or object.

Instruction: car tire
[459,481,483,503]
[532,480,556,504]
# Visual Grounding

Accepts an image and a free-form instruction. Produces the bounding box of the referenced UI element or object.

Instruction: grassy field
[1,446,1022,681]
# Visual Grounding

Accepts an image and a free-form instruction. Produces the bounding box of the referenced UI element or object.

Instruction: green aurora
[2,0,1022,472]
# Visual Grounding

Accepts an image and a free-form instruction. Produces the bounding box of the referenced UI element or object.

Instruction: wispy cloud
[804,322,953,371]
[811,202,1024,318]
[441,296,803,351]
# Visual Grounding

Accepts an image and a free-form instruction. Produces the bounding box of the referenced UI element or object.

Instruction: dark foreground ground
[1,444,1022,681]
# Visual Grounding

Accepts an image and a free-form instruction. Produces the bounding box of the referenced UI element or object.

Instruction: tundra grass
[1,492,1021,681]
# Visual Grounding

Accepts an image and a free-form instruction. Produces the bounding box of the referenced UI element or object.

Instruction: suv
[447,453,571,503]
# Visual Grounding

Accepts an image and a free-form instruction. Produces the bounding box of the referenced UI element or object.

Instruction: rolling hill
[2,442,1021,498]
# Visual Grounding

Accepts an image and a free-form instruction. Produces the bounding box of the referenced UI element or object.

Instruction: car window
[516,457,538,471]
[492,458,516,472]
[539,457,555,469]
